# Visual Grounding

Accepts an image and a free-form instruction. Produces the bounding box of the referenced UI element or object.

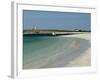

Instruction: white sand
[64,33,91,67]
[60,33,90,40]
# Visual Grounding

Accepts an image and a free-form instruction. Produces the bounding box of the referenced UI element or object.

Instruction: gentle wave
[23,36,90,69]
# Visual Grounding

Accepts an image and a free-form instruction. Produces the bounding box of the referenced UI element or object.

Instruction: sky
[23,10,91,30]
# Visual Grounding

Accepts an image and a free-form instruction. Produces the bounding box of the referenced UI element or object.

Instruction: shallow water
[23,36,90,69]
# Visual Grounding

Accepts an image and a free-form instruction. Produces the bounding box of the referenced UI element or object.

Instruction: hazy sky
[23,10,91,30]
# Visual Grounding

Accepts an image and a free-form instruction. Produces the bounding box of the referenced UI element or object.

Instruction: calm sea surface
[23,36,90,69]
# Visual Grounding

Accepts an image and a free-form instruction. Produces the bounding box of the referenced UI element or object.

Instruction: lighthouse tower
[32,25,37,31]
[33,25,39,33]
[33,25,37,30]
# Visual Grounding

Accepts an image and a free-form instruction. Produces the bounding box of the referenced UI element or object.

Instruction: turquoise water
[23,36,90,69]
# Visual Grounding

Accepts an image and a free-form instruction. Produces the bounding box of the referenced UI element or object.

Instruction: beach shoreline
[61,33,91,67]
[23,33,91,69]
[60,33,90,40]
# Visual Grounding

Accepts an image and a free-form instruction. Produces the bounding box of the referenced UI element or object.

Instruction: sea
[23,35,90,69]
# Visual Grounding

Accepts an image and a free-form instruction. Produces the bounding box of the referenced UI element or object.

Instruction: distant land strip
[23,29,91,35]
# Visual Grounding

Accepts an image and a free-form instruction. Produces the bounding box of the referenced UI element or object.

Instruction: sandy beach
[60,33,90,40]
[63,33,91,67]
[46,33,91,68]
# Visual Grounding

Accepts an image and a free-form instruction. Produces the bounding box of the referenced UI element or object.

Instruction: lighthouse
[33,25,37,30]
